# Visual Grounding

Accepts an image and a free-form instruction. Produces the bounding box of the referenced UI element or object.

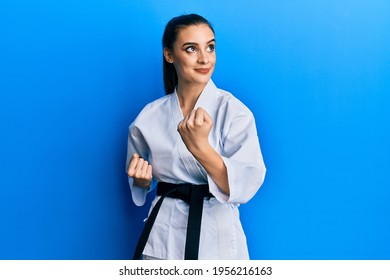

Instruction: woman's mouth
[194,68,210,74]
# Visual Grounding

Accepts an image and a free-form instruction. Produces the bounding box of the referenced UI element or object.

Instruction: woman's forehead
[176,24,215,44]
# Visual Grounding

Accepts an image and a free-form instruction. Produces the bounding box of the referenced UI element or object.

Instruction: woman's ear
[163,48,174,63]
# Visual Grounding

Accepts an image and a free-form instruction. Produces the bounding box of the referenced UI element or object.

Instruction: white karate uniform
[126,79,266,259]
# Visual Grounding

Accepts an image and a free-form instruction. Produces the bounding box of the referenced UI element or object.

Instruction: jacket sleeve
[208,110,266,204]
[126,123,156,206]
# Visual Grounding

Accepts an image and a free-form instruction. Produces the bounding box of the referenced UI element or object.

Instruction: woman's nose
[197,50,209,64]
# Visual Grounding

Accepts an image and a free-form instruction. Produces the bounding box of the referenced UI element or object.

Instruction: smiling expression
[164,24,216,88]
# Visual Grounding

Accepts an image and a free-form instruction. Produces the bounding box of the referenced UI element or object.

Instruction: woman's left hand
[177,107,213,154]
[177,107,229,194]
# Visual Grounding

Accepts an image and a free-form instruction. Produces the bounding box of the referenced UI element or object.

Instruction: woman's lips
[195,68,210,74]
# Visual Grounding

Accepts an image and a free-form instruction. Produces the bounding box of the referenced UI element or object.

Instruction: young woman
[126,14,266,260]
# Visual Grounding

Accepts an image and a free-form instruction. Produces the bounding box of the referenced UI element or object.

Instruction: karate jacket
[126,79,266,259]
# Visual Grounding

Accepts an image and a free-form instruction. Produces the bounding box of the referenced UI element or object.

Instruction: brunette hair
[162,14,214,94]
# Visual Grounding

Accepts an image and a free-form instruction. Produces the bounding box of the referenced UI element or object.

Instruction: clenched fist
[177,107,213,153]
[127,153,153,188]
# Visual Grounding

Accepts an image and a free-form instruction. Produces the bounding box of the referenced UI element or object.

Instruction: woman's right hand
[127,153,153,189]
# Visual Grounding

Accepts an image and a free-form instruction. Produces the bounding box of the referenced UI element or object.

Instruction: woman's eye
[207,44,215,52]
[185,46,196,53]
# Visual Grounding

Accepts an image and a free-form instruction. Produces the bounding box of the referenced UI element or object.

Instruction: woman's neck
[176,81,207,117]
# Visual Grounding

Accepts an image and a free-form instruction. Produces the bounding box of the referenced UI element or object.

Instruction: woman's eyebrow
[182,39,216,47]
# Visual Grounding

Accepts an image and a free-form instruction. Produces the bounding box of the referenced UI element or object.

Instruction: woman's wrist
[134,178,151,189]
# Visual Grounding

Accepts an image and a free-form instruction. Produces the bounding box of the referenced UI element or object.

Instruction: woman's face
[165,24,216,87]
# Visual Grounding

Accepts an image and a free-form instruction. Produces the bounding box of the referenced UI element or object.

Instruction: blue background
[1,0,389,259]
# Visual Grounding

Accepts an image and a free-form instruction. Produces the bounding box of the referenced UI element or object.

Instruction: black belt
[132,182,214,260]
